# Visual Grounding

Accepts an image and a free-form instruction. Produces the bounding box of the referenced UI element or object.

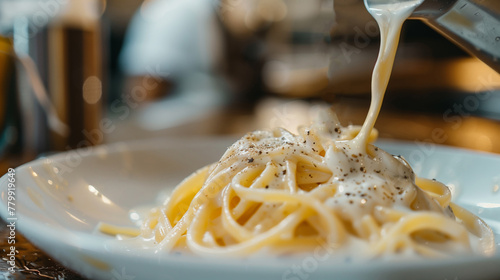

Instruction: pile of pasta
[140,110,494,258]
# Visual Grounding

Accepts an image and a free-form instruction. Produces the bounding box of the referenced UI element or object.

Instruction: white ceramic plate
[1,138,499,280]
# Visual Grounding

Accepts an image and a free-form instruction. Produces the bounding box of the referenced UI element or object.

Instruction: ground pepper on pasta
[137,110,494,258]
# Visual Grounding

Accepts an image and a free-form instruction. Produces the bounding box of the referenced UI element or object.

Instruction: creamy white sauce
[323,0,426,229]
[323,142,418,222]
[354,0,424,149]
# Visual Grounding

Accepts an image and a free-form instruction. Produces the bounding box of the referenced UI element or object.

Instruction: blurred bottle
[0,0,106,173]
[0,36,23,172]
[45,0,106,150]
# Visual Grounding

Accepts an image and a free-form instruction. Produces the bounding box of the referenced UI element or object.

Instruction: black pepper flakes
[248,158,254,163]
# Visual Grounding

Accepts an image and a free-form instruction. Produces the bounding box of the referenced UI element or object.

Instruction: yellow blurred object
[0,36,14,129]
[445,58,500,93]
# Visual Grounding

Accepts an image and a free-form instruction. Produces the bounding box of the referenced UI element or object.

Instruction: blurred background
[1,0,500,172]
[0,1,500,278]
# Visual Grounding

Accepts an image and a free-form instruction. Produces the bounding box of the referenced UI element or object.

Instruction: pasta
[135,110,494,258]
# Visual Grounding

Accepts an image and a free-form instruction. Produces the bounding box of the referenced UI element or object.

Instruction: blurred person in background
[118,0,273,133]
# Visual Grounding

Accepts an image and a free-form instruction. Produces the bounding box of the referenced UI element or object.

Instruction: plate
[1,138,499,280]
